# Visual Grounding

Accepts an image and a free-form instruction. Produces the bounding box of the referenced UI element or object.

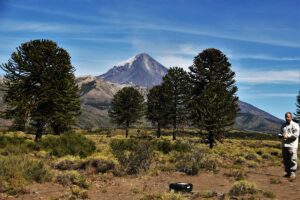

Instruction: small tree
[189,48,239,148]
[109,87,144,137]
[162,67,190,140]
[1,39,80,141]
[294,91,300,123]
[146,85,168,138]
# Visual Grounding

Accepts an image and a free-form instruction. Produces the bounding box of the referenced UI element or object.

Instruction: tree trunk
[208,131,214,149]
[173,124,177,140]
[35,121,45,142]
[125,121,129,138]
[157,122,161,138]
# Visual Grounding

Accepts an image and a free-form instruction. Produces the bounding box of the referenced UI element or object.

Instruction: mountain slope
[76,76,148,129]
[235,101,283,133]
[98,53,168,88]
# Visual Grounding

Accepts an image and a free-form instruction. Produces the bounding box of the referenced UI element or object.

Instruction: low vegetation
[0,130,290,199]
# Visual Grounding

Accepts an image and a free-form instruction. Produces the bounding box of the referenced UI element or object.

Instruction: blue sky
[0,0,299,119]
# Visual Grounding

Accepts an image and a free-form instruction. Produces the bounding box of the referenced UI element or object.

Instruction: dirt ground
[1,166,300,200]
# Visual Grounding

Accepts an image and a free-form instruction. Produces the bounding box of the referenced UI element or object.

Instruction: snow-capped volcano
[98,53,168,88]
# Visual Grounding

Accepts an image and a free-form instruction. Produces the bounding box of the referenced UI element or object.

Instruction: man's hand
[283,133,288,140]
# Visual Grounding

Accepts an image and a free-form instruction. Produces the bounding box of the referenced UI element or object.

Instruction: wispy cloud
[231,54,300,61]
[5,1,300,48]
[241,92,298,99]
[236,69,300,84]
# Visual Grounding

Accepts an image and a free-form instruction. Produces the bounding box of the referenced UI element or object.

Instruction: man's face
[285,114,292,123]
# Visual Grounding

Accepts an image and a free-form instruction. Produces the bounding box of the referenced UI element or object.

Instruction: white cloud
[230,54,300,61]
[236,69,300,84]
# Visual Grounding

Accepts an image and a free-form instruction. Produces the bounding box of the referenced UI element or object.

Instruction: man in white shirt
[280,112,299,179]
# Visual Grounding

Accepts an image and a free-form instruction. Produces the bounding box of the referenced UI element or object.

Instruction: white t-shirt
[281,120,299,148]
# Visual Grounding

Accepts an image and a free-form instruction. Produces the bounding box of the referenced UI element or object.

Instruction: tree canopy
[189,48,239,148]
[1,39,80,141]
[108,87,144,137]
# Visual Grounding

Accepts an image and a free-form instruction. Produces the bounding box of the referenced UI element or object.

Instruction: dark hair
[285,112,293,117]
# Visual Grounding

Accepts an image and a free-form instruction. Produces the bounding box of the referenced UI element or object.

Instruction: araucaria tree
[162,67,190,140]
[189,48,239,148]
[109,87,144,137]
[1,39,81,141]
[146,85,168,138]
[294,91,300,123]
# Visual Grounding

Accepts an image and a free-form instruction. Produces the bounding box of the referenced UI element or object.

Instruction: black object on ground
[169,182,193,192]
[179,167,198,176]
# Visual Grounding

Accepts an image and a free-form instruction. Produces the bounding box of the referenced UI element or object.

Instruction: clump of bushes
[245,152,261,162]
[153,139,190,154]
[229,180,259,196]
[175,148,204,175]
[141,192,189,200]
[224,170,247,181]
[40,133,96,157]
[53,156,83,170]
[56,170,89,189]
[110,139,153,175]
[0,135,38,155]
[53,156,116,174]
[0,155,52,194]
[81,158,116,174]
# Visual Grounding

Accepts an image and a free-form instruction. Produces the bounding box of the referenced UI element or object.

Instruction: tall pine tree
[189,48,239,148]
[294,91,300,123]
[162,67,190,140]
[1,39,81,141]
[109,87,144,138]
[146,85,168,138]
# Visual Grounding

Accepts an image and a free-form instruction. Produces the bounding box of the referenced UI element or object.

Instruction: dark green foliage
[294,91,300,123]
[1,39,81,140]
[108,87,144,137]
[40,133,96,157]
[110,139,153,175]
[153,139,190,154]
[146,85,168,138]
[162,67,190,140]
[189,48,239,148]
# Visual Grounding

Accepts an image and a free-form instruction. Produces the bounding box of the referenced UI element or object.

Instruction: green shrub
[110,139,153,175]
[245,153,261,161]
[56,170,89,189]
[53,156,82,170]
[111,138,139,151]
[0,135,26,148]
[0,135,38,155]
[199,191,218,198]
[153,139,190,154]
[70,185,89,199]
[81,158,116,173]
[224,170,247,181]
[141,193,189,200]
[263,191,276,199]
[234,157,246,165]
[229,180,259,196]
[0,155,52,194]
[174,148,204,175]
[40,133,96,157]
